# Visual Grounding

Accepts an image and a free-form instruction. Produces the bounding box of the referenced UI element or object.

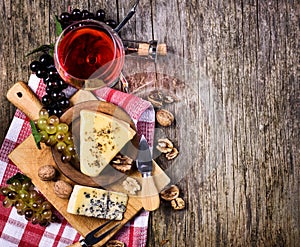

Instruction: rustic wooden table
[1,1,299,246]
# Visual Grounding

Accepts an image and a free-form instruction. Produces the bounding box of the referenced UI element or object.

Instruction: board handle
[7,81,43,120]
[141,176,160,211]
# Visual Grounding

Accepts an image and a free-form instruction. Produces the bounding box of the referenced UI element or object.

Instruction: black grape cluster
[59,8,118,30]
[0,174,60,227]
[29,53,70,117]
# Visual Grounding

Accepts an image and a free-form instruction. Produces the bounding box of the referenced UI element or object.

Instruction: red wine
[55,21,124,89]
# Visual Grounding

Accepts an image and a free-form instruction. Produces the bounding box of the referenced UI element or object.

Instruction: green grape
[8,179,22,192]
[41,201,52,211]
[56,142,66,153]
[39,109,49,119]
[19,190,29,201]
[37,118,48,131]
[64,132,73,145]
[31,202,42,211]
[48,115,60,126]
[0,187,11,196]
[15,199,26,210]
[39,130,49,143]
[42,209,52,220]
[45,135,57,146]
[72,153,79,162]
[57,123,69,133]
[35,196,44,205]
[31,213,42,224]
[21,180,33,191]
[45,124,57,135]
[2,198,13,208]
[55,132,65,142]
[29,190,39,201]
[61,153,72,163]
[66,144,76,154]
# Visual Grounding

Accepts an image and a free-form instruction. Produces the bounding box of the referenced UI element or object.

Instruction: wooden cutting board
[7,82,170,246]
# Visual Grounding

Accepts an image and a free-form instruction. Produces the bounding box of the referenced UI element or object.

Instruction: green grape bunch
[0,173,60,227]
[34,108,78,163]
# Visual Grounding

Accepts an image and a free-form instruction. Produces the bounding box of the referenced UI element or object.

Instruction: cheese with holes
[67,185,128,220]
[80,109,136,177]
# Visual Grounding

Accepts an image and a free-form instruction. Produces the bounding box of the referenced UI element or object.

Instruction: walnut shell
[156,109,174,127]
[160,185,180,201]
[171,197,185,210]
[38,165,56,181]
[105,239,125,247]
[54,180,73,199]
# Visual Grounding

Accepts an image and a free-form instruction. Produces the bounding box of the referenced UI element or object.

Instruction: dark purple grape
[95,9,106,21]
[48,67,59,80]
[60,12,71,23]
[43,77,51,85]
[36,68,48,79]
[47,80,60,91]
[105,19,117,28]
[71,9,82,20]
[30,61,41,72]
[39,219,50,227]
[56,78,68,89]
[58,98,70,109]
[52,108,63,117]
[50,91,65,100]
[50,214,61,223]
[45,87,52,95]
[82,9,94,19]
[42,95,52,106]
[39,54,54,67]
[7,191,17,200]
[25,209,34,220]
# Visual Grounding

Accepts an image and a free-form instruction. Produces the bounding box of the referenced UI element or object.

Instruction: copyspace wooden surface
[1,1,299,247]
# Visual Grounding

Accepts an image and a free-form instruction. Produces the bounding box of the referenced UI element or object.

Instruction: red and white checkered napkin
[0,74,154,247]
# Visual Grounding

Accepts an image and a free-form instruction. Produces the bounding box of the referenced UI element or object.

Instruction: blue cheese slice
[67,185,128,220]
[80,109,136,177]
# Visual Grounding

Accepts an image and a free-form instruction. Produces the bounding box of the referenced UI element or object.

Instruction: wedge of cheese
[67,185,128,220]
[80,109,136,177]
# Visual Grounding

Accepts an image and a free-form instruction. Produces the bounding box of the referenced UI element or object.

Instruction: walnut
[38,165,56,181]
[156,109,174,127]
[160,185,180,201]
[105,240,125,247]
[171,197,185,210]
[122,177,141,195]
[166,147,179,160]
[156,138,173,153]
[54,180,73,199]
[111,154,133,173]
[148,91,163,108]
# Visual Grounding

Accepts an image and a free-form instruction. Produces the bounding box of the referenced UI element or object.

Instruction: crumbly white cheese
[80,110,136,177]
[67,185,128,220]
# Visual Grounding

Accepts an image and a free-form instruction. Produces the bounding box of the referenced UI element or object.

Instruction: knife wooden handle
[67,242,82,247]
[7,81,43,120]
[141,176,160,211]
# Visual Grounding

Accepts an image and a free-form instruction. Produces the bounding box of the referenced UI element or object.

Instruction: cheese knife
[137,136,160,211]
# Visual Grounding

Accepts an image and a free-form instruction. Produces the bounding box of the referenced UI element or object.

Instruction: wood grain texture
[1,0,299,247]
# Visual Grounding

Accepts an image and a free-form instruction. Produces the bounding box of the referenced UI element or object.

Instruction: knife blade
[137,136,160,211]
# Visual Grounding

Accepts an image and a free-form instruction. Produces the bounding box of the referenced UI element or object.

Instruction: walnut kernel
[122,177,141,195]
[54,180,73,199]
[156,109,174,127]
[111,154,134,173]
[38,165,56,181]
[171,197,185,210]
[160,185,180,201]
[166,147,179,160]
[156,138,173,153]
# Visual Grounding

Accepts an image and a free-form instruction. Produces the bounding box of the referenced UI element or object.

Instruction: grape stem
[114,0,140,33]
